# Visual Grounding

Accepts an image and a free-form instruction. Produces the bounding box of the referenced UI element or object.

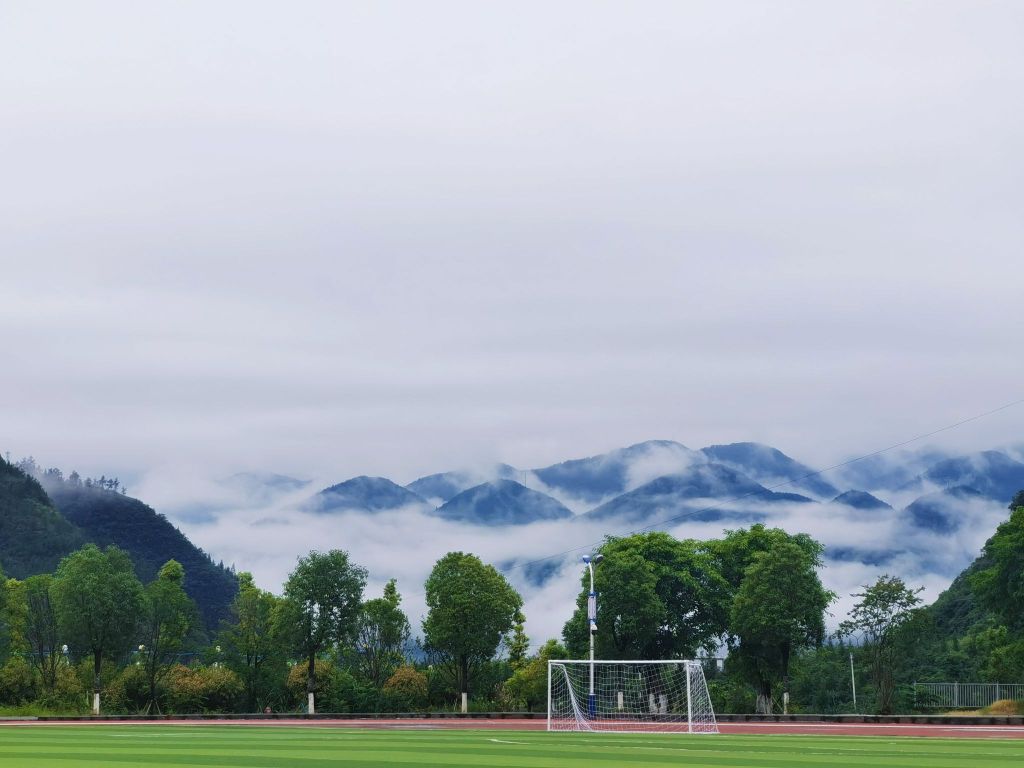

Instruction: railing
[914,682,1024,709]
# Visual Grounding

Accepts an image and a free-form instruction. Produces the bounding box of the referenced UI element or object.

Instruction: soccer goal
[547,659,718,734]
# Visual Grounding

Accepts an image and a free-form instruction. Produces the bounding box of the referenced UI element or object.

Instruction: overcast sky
[2,1,1023,489]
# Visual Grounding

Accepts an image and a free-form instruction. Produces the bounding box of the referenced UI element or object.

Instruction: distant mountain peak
[432,479,573,525]
[700,442,838,499]
[531,440,701,505]
[919,451,1024,503]
[904,485,986,534]
[315,476,427,513]
[830,490,892,511]
[406,464,519,505]
[585,461,814,524]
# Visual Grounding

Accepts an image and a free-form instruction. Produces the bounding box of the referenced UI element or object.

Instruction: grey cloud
[2,2,1022,637]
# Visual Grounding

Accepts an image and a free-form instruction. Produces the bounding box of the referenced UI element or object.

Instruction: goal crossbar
[547,659,718,734]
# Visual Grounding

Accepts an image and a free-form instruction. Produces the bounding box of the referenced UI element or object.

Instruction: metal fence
[913,682,1024,709]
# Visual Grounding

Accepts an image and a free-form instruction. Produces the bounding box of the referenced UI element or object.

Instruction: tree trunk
[460,655,469,713]
[307,654,316,714]
[781,643,791,714]
[755,678,773,714]
[92,652,102,715]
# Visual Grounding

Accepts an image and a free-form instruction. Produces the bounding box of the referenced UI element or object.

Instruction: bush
[105,664,150,713]
[706,676,756,714]
[985,699,1024,715]
[165,665,242,713]
[0,658,35,705]
[286,660,373,713]
[381,666,428,711]
[35,664,86,711]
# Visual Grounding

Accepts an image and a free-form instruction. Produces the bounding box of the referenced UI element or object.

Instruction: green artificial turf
[0,726,1022,768]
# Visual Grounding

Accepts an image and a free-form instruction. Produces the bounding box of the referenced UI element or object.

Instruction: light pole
[583,553,604,718]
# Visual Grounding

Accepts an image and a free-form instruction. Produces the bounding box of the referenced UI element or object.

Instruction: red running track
[3,718,1024,738]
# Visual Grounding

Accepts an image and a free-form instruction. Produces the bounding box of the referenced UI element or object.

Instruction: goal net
[547,660,718,734]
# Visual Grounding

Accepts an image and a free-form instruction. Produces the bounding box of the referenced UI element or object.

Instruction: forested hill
[926,490,1024,640]
[0,460,83,575]
[0,458,237,629]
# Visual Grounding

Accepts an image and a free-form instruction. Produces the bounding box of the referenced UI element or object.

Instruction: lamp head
[592,554,605,565]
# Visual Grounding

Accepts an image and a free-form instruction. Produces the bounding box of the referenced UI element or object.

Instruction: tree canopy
[281,550,367,713]
[354,579,411,688]
[971,504,1024,630]
[728,537,834,713]
[139,559,199,713]
[563,532,729,660]
[422,552,522,706]
[839,575,923,713]
[51,544,144,712]
[218,572,286,712]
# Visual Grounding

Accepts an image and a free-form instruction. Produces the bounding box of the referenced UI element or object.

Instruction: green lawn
[0,726,1022,768]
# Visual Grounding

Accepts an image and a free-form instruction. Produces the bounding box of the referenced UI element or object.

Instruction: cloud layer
[2,2,1023,485]
[141,463,1010,650]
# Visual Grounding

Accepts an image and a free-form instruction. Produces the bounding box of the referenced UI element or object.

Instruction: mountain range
[292,439,1024,531]
[4,439,1023,617]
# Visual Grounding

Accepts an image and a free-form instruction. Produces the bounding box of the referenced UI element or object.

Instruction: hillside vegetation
[0,458,237,629]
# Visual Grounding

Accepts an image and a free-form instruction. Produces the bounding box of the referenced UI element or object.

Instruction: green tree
[218,572,286,712]
[503,638,566,711]
[729,540,834,713]
[971,502,1024,630]
[51,544,144,714]
[838,575,923,714]
[281,550,367,714]
[711,524,824,592]
[354,579,411,688]
[507,610,529,670]
[1010,490,1024,511]
[23,574,63,695]
[139,560,198,713]
[0,562,7,661]
[422,552,522,712]
[563,532,729,660]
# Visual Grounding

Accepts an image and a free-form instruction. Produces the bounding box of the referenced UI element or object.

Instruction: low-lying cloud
[139,467,1011,652]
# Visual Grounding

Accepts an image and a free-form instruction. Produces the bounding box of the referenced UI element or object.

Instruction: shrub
[0,658,35,705]
[286,660,371,713]
[35,664,86,711]
[107,664,151,713]
[381,666,428,711]
[985,699,1024,716]
[165,665,242,713]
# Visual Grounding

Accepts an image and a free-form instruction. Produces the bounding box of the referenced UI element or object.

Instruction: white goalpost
[547,659,718,734]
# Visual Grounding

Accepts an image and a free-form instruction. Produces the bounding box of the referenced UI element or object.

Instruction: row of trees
[3,495,1022,715]
[0,546,524,715]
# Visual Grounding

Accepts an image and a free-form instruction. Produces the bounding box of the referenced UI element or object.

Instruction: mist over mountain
[829,490,893,511]
[529,440,700,507]
[584,462,813,524]
[432,479,573,525]
[917,451,1024,502]
[314,476,428,513]
[904,485,987,534]
[406,464,520,506]
[7,438,1022,646]
[701,442,839,499]
[0,458,238,629]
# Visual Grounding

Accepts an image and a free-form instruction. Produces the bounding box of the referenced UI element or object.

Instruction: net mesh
[547,660,718,734]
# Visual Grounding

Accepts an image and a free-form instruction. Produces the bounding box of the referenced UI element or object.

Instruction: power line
[504,396,1024,573]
